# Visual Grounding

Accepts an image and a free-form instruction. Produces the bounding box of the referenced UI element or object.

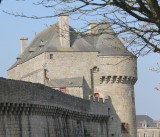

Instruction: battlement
[0,77,110,116]
[0,78,110,137]
[88,95,111,115]
[89,95,110,103]
[100,75,137,84]
[6,15,137,137]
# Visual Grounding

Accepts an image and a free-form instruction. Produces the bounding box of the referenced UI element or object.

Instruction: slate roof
[136,115,157,128]
[9,19,134,70]
[48,77,83,88]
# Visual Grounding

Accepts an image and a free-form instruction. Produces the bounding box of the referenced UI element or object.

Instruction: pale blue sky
[0,1,160,119]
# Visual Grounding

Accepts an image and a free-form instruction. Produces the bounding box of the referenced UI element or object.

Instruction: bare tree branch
[3,0,160,55]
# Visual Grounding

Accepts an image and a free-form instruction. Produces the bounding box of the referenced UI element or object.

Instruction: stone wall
[8,53,45,84]
[7,52,137,137]
[44,52,98,90]
[55,87,84,98]
[0,77,110,137]
[94,56,137,137]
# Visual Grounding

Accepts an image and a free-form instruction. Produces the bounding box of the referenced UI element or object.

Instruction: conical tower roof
[95,18,132,56]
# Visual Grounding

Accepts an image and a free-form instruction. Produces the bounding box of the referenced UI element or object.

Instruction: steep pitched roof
[9,20,134,70]
[136,115,157,127]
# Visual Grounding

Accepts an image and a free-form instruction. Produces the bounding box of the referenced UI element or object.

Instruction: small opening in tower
[50,54,53,59]
[121,122,129,133]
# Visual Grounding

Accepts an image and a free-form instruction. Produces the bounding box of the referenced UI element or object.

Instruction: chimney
[20,37,28,54]
[59,14,70,48]
[88,22,98,34]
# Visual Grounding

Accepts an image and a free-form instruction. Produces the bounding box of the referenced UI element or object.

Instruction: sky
[0,1,160,119]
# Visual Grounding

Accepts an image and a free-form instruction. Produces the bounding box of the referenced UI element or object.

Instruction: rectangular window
[144,132,148,137]
[152,131,155,137]
[50,54,53,59]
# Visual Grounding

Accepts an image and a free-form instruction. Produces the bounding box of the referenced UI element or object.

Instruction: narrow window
[152,131,155,137]
[144,132,148,137]
[50,54,53,59]
[137,132,140,137]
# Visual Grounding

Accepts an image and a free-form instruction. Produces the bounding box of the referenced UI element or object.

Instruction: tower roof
[9,19,134,70]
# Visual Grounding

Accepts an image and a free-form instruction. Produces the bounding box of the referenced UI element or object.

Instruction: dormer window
[141,121,148,128]
[39,40,44,47]
[16,55,22,60]
[29,48,35,52]
[16,57,22,60]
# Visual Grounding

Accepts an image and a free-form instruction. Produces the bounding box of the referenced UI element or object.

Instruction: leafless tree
[3,0,160,56]
[2,0,160,91]
[150,62,160,90]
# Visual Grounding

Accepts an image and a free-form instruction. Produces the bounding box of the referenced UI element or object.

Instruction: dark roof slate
[136,115,157,128]
[48,77,84,88]
[9,20,134,70]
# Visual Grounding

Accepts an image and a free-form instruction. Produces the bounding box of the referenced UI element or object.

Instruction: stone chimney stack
[20,37,28,54]
[59,14,70,48]
[88,22,98,34]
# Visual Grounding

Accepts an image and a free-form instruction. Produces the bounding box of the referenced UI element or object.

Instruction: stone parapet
[0,77,110,137]
[0,77,109,116]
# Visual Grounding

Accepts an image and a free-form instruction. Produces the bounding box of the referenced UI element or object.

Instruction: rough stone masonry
[7,15,137,137]
[0,77,111,137]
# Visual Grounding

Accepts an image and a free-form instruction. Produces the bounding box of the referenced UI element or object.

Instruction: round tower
[93,20,137,137]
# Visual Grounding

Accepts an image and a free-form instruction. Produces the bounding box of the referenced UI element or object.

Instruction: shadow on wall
[108,98,131,137]
[0,77,111,137]
[107,98,121,137]
[83,77,92,99]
